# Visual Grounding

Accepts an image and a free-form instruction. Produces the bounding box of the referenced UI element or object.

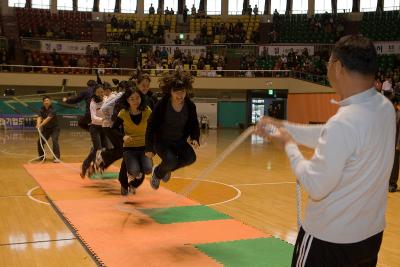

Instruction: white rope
[179,126,256,197]
[28,128,46,164]
[31,125,303,228]
[264,124,303,228]
[29,128,82,174]
[296,179,302,229]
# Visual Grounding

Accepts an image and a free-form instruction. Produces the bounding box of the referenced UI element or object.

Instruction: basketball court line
[0,149,87,158]
[0,194,46,199]
[171,177,242,206]
[27,186,50,206]
[232,181,296,186]
[0,237,77,247]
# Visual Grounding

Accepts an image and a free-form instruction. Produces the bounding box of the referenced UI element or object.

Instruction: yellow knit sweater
[118,107,151,148]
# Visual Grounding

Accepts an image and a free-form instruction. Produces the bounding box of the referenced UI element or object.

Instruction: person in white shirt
[81,84,106,178]
[256,35,395,267]
[382,77,393,96]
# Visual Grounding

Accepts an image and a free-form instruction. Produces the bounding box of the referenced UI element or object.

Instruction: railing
[9,1,27,8]
[31,4,51,9]
[292,71,329,86]
[0,64,293,77]
[57,5,74,11]
[121,9,137,14]
[206,10,222,15]
[291,9,308,14]
[336,8,352,13]
[0,65,330,86]
[314,9,332,14]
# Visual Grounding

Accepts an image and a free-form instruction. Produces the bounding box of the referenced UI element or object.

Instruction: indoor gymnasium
[0,0,399,266]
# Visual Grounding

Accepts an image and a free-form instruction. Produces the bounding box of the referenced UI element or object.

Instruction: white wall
[193,99,218,129]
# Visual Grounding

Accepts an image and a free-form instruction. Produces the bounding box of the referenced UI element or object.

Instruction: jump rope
[30,124,302,229]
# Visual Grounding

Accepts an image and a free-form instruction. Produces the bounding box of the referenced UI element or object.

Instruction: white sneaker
[127,172,135,184]
[150,166,160,190]
[94,150,104,173]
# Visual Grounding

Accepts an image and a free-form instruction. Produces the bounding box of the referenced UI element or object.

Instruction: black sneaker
[121,186,129,196]
[80,163,88,179]
[150,166,160,190]
[161,172,171,183]
[87,163,95,178]
[389,185,397,193]
[129,185,136,195]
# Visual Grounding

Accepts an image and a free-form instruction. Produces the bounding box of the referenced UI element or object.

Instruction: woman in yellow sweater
[112,88,153,195]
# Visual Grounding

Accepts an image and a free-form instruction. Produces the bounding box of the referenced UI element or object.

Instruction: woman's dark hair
[332,35,378,76]
[121,88,147,111]
[159,71,193,97]
[87,80,97,87]
[137,73,151,84]
[103,81,112,90]
[42,95,51,101]
[92,84,103,103]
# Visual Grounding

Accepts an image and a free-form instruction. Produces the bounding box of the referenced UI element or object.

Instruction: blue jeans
[154,140,196,179]
[122,149,153,188]
[82,125,105,172]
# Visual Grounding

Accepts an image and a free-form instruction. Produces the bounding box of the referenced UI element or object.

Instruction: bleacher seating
[107,14,176,42]
[361,11,400,41]
[0,16,3,36]
[16,8,92,40]
[273,13,339,43]
[190,15,260,44]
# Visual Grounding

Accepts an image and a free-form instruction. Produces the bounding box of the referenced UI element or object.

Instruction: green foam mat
[90,172,119,180]
[140,205,231,224]
[195,237,294,267]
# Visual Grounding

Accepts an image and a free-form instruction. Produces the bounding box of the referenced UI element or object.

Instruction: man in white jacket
[256,35,395,267]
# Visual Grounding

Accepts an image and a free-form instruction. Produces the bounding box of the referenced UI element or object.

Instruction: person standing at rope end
[36,96,61,163]
[256,35,395,267]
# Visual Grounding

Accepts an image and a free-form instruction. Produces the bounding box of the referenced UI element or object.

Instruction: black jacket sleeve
[96,72,102,85]
[188,101,200,142]
[145,98,165,153]
[110,117,124,138]
[65,90,89,104]
[145,111,156,153]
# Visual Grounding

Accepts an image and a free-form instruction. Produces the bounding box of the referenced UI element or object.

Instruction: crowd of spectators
[20,24,91,40]
[0,16,3,36]
[241,4,259,15]
[193,20,257,45]
[308,12,345,39]
[108,15,166,44]
[375,56,400,97]
[0,48,8,65]
[268,10,345,43]
[239,48,328,78]
[22,44,120,73]
[140,46,226,76]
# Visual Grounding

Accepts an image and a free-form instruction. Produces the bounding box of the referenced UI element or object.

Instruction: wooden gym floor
[0,128,399,266]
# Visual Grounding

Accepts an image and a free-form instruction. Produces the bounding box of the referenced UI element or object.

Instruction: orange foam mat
[24,163,198,208]
[24,163,270,266]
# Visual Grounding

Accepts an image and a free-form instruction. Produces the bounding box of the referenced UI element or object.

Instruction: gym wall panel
[287,93,339,124]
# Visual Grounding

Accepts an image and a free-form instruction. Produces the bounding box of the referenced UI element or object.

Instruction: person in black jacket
[36,96,60,162]
[62,79,98,131]
[145,71,200,190]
